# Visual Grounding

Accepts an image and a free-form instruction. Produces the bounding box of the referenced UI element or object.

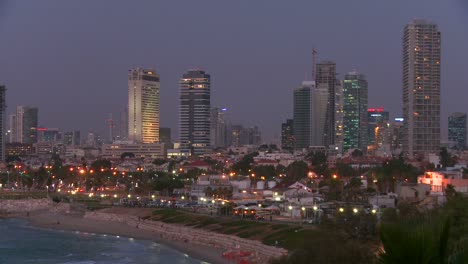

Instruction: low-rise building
[101,142,165,159]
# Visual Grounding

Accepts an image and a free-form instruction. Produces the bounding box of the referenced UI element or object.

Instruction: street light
[339,207,344,213]
[371,209,377,214]
[353,208,358,214]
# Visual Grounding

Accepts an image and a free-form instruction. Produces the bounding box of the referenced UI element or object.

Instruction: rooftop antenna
[312,48,318,81]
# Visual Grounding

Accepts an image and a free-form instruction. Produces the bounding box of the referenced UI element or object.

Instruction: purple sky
[0,1,467,143]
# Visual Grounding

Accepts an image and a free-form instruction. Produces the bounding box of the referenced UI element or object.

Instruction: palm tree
[379,216,451,264]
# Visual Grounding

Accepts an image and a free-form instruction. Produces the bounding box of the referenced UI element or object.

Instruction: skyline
[1,1,468,141]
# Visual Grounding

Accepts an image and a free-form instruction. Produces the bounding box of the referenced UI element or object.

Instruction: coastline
[24,210,228,264]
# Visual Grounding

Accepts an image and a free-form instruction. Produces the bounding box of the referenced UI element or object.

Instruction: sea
[0,218,206,264]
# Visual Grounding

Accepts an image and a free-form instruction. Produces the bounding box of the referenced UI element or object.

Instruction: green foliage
[440,148,457,168]
[152,158,167,165]
[285,161,308,183]
[379,216,451,264]
[253,165,276,179]
[231,152,258,175]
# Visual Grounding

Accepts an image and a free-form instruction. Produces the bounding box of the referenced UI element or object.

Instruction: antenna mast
[312,48,318,81]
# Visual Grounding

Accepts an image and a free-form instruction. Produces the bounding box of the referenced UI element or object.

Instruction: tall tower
[293,81,313,149]
[316,61,337,147]
[0,86,5,161]
[16,106,38,144]
[281,119,294,152]
[210,107,227,149]
[179,70,211,156]
[128,68,160,143]
[402,19,441,158]
[448,112,466,150]
[343,71,368,153]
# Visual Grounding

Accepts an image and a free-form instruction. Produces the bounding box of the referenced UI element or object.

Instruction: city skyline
[1,1,468,142]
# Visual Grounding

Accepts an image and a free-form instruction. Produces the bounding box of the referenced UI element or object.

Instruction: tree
[285,161,309,183]
[351,149,364,157]
[153,159,167,165]
[440,148,457,168]
[121,152,135,160]
[231,152,258,175]
[379,216,451,264]
[308,151,327,166]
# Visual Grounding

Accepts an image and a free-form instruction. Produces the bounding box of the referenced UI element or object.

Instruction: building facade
[367,107,390,146]
[210,107,227,149]
[448,112,467,150]
[13,106,38,144]
[128,68,160,143]
[402,19,441,158]
[179,70,211,156]
[64,131,81,146]
[343,71,368,152]
[316,61,337,147]
[281,119,294,152]
[293,81,313,149]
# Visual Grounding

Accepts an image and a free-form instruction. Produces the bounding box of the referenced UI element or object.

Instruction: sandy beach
[24,209,229,264]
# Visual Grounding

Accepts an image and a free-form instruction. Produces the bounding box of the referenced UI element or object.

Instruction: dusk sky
[0,1,467,142]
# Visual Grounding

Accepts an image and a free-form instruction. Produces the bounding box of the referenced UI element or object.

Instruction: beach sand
[26,210,229,264]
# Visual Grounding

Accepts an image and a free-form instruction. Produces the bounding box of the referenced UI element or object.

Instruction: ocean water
[0,219,206,264]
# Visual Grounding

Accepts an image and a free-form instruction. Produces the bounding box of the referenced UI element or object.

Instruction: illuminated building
[37,128,60,142]
[448,112,466,150]
[402,19,441,158]
[179,70,211,156]
[128,68,160,143]
[367,107,390,146]
[343,71,368,152]
[101,142,165,159]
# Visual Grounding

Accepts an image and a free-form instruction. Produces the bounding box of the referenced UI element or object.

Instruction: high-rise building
[8,113,16,143]
[448,112,467,150]
[334,81,344,154]
[159,127,172,147]
[210,107,227,149]
[0,86,5,161]
[281,119,294,151]
[248,126,262,146]
[119,106,128,140]
[64,131,81,146]
[128,68,160,143]
[293,81,328,149]
[179,70,211,156]
[367,107,390,146]
[37,128,60,142]
[402,19,441,158]
[343,71,368,153]
[293,81,313,149]
[316,61,337,147]
[310,84,328,146]
[15,106,38,144]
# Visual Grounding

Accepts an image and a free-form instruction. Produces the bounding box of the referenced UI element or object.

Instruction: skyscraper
[15,106,38,144]
[334,81,344,154]
[179,70,211,155]
[128,68,160,143]
[343,71,368,152]
[293,81,312,149]
[448,112,466,150]
[119,106,128,140]
[210,107,227,149]
[316,61,337,147]
[281,119,294,152]
[0,86,5,161]
[402,19,441,158]
[293,81,328,149]
[367,107,390,146]
[64,131,81,146]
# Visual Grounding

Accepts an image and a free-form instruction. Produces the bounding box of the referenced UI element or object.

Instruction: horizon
[1,1,467,142]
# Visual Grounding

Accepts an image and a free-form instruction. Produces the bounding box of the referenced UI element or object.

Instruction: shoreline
[22,210,229,264]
